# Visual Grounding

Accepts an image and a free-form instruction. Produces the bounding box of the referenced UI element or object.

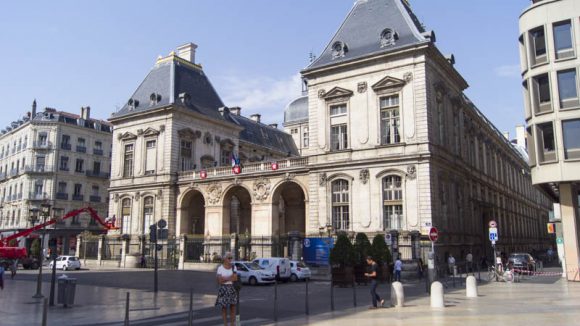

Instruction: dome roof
[284,96,308,125]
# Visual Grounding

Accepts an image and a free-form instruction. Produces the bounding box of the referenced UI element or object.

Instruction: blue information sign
[303,237,334,266]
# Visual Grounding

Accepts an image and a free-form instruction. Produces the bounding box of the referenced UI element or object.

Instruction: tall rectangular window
[61,135,71,150]
[122,198,132,234]
[529,26,547,65]
[557,69,579,109]
[75,159,84,173]
[145,140,156,175]
[331,180,349,231]
[330,124,348,151]
[380,95,401,145]
[123,144,134,177]
[562,119,580,160]
[73,184,82,196]
[180,140,193,171]
[303,127,309,148]
[537,123,557,163]
[329,104,347,116]
[553,20,574,59]
[60,156,69,171]
[58,182,67,194]
[532,74,552,114]
[36,156,45,171]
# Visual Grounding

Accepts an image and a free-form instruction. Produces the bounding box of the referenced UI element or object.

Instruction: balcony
[90,195,101,203]
[0,172,6,181]
[32,141,53,150]
[24,165,53,174]
[93,148,104,156]
[59,166,70,172]
[60,143,72,151]
[28,192,49,201]
[72,194,84,201]
[76,146,87,153]
[8,169,19,177]
[56,192,69,200]
[86,170,110,179]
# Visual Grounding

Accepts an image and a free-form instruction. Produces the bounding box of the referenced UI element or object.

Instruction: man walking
[364,256,384,309]
[394,256,402,282]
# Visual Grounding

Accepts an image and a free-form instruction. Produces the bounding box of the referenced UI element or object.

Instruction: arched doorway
[222,186,252,259]
[272,182,306,259]
[180,190,206,235]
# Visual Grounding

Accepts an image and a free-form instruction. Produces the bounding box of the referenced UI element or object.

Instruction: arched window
[143,197,154,233]
[331,180,350,231]
[383,175,403,230]
[121,198,132,234]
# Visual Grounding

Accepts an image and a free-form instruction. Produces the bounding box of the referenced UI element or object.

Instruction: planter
[331,266,354,287]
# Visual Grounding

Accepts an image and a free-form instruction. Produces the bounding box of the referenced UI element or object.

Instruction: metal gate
[146,238,179,269]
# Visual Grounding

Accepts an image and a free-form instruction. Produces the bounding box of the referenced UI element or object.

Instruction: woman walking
[215,252,238,326]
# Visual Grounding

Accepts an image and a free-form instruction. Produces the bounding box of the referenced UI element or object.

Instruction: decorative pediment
[220,138,235,148]
[371,76,406,95]
[178,128,200,139]
[143,127,160,137]
[117,132,137,141]
[321,87,354,103]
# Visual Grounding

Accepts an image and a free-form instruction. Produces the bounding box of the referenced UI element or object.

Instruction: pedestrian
[0,264,4,290]
[447,254,456,275]
[10,259,17,279]
[394,256,402,282]
[140,255,146,268]
[466,252,473,274]
[215,252,238,326]
[364,256,384,309]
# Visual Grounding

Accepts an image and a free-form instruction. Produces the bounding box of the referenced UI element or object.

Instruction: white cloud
[217,73,303,124]
[494,64,521,78]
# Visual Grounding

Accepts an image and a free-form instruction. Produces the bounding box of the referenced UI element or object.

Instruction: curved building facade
[520,0,580,280]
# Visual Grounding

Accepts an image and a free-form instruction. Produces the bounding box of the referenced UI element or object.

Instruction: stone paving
[0,267,578,325]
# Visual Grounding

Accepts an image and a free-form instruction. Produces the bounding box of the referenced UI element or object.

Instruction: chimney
[176,43,198,63]
[80,106,91,120]
[250,114,261,123]
[31,99,37,117]
[502,131,510,140]
[268,123,278,129]
[229,107,241,116]
[515,125,526,149]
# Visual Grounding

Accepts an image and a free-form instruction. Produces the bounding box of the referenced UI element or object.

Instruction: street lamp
[325,223,333,238]
[29,206,45,299]
[49,207,62,306]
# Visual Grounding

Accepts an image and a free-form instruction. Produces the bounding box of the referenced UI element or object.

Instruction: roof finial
[32,99,37,117]
[309,51,317,63]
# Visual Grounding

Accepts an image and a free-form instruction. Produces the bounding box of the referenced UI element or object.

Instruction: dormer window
[150,93,162,105]
[380,28,398,47]
[332,41,348,59]
[128,99,140,111]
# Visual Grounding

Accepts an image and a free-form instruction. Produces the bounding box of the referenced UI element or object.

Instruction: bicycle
[487,265,515,282]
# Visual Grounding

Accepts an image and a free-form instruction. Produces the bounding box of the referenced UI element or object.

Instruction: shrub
[354,233,371,265]
[329,232,356,268]
[30,239,40,258]
[370,234,392,265]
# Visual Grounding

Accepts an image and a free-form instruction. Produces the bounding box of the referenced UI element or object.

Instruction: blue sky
[0,0,529,138]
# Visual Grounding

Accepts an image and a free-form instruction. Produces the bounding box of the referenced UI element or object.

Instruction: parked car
[508,253,535,271]
[48,256,81,271]
[290,260,311,282]
[252,258,291,281]
[233,261,276,285]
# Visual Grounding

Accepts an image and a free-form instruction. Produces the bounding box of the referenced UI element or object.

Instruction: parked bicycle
[487,265,516,282]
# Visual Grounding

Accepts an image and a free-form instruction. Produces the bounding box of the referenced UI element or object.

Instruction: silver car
[48,256,81,271]
[233,261,276,285]
[290,261,311,282]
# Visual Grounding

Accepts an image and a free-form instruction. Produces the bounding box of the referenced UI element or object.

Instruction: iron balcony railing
[56,192,69,200]
[76,146,87,153]
[32,141,53,150]
[72,194,84,201]
[28,192,50,201]
[93,149,104,156]
[86,170,110,179]
[24,165,54,173]
[60,143,72,151]
[90,195,101,203]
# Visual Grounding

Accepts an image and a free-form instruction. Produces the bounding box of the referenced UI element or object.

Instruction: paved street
[1,267,579,325]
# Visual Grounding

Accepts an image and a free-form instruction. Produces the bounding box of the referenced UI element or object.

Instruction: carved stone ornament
[207,183,223,205]
[234,177,241,185]
[318,89,326,98]
[253,178,271,201]
[137,129,144,135]
[284,173,295,181]
[113,193,119,203]
[319,172,327,186]
[134,192,141,201]
[404,72,413,83]
[357,82,367,94]
[359,169,369,184]
[159,125,165,132]
[407,165,417,180]
[157,189,162,197]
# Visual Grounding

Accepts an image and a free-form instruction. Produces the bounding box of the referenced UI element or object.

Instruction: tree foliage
[370,234,392,265]
[354,233,372,266]
[30,239,41,258]
[329,232,356,267]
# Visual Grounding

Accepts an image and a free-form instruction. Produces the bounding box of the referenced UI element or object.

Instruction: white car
[233,261,276,285]
[252,257,291,281]
[48,256,81,271]
[290,261,311,282]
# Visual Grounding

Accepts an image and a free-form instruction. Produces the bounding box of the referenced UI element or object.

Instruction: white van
[252,257,291,281]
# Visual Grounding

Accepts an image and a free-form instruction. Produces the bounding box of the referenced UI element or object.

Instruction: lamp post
[49,206,62,306]
[29,207,45,299]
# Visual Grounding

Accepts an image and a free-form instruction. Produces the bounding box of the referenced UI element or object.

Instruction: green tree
[329,232,356,268]
[30,239,40,258]
[370,234,392,265]
[354,233,371,266]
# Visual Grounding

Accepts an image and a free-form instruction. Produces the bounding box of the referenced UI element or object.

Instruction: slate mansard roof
[227,113,299,156]
[305,0,431,71]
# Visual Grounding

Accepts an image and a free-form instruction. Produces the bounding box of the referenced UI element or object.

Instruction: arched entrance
[272,182,306,260]
[180,190,206,235]
[222,186,252,260]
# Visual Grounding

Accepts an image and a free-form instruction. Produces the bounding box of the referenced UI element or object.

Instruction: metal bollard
[236,286,240,326]
[352,276,357,307]
[330,276,335,311]
[273,280,278,322]
[42,298,48,326]
[188,288,193,326]
[124,292,130,326]
[305,278,310,315]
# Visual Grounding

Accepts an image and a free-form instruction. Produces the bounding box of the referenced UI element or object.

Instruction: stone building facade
[107,0,554,266]
[0,104,112,254]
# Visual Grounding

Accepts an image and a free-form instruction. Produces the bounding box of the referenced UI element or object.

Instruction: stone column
[75,236,82,259]
[560,183,580,281]
[121,236,129,268]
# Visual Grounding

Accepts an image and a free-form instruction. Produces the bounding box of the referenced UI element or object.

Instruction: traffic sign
[429,227,439,242]
[489,220,497,228]
[489,227,498,242]
[557,237,563,244]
